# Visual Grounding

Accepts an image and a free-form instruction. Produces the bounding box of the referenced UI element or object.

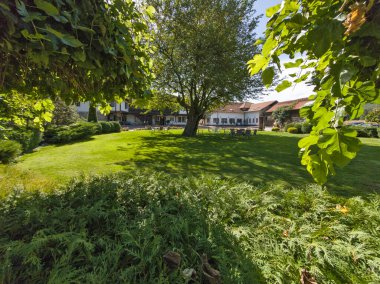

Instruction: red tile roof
[266,97,311,113]
[248,100,277,112]
[216,103,246,113]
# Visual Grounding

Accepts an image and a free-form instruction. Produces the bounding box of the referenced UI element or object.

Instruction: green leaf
[16,0,28,17]
[0,3,10,11]
[262,35,278,57]
[146,6,156,18]
[294,72,310,83]
[262,67,275,88]
[247,54,269,75]
[298,134,318,149]
[275,80,292,92]
[61,35,83,47]
[266,4,281,17]
[340,67,357,86]
[284,58,303,69]
[34,0,59,16]
[359,56,376,67]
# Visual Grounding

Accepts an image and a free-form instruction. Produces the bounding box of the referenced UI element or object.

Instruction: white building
[205,101,277,129]
[76,101,188,126]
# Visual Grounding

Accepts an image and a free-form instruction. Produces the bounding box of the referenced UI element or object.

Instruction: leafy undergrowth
[1,173,379,283]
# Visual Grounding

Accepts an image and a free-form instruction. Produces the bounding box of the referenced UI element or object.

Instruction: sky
[251,0,314,103]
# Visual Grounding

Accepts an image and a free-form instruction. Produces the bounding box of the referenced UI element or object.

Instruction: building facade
[205,101,278,129]
[76,101,188,126]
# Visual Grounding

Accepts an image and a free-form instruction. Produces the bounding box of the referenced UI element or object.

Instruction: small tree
[87,103,98,123]
[51,100,79,126]
[272,106,292,128]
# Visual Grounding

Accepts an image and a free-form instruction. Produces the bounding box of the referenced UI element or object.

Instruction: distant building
[76,101,188,126]
[265,98,312,127]
[205,101,277,129]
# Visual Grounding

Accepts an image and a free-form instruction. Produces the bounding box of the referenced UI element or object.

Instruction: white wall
[76,101,129,112]
[245,111,260,125]
[206,112,245,126]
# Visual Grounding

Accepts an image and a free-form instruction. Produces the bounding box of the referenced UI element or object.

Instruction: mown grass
[1,130,379,197]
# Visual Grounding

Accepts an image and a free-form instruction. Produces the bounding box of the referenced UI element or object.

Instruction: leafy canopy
[248,0,380,184]
[148,0,262,136]
[0,0,155,109]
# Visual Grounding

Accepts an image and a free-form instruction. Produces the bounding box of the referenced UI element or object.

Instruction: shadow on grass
[0,174,263,283]
[115,132,380,198]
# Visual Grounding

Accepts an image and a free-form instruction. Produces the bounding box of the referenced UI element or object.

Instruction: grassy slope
[1,130,379,197]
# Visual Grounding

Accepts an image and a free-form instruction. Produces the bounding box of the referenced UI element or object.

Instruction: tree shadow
[114,132,380,198]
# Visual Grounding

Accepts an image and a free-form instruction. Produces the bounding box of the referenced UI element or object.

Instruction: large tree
[249,0,379,184]
[0,0,155,124]
[148,0,262,136]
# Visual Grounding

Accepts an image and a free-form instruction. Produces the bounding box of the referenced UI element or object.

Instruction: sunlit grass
[1,130,379,197]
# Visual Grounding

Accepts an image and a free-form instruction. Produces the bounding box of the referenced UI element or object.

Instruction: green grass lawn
[1,130,379,197]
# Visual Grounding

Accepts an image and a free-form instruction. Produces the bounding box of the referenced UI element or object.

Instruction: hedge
[44,122,99,144]
[0,140,22,163]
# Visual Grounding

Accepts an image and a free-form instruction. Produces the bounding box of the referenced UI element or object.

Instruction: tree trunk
[88,103,98,122]
[182,109,202,137]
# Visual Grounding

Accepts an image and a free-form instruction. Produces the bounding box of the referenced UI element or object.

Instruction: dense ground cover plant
[44,122,99,144]
[6,128,42,153]
[0,172,379,283]
[98,121,121,134]
[0,140,22,163]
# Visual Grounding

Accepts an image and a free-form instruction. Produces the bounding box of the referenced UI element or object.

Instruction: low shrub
[98,121,113,133]
[98,121,121,134]
[1,173,379,283]
[272,127,280,132]
[7,128,42,153]
[110,121,121,132]
[347,126,379,138]
[287,127,298,134]
[284,122,302,133]
[301,121,312,134]
[44,122,98,144]
[0,140,22,163]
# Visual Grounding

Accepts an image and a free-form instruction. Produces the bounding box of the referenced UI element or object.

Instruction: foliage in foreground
[1,173,379,283]
[249,0,379,184]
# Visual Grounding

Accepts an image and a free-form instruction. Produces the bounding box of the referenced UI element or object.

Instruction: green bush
[98,121,113,133]
[110,121,121,132]
[347,126,379,138]
[0,140,22,163]
[7,128,42,153]
[287,127,298,134]
[98,121,121,134]
[272,127,280,132]
[365,109,380,123]
[44,122,98,144]
[301,121,312,134]
[284,122,302,133]
[1,173,380,283]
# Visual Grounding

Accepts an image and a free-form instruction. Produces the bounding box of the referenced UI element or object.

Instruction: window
[237,119,242,125]
[213,118,219,124]
[221,118,227,124]
[207,118,210,123]
[110,102,116,107]
[178,116,186,123]
[256,118,258,123]
[229,118,235,124]
[248,118,251,123]
[75,102,81,107]
[124,102,128,110]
